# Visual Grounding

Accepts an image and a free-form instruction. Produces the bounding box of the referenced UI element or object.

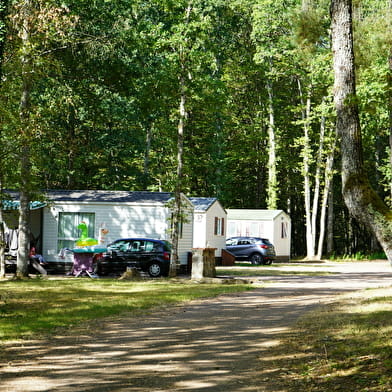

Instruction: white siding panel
[178,203,194,265]
[204,202,226,256]
[193,213,207,248]
[43,201,193,265]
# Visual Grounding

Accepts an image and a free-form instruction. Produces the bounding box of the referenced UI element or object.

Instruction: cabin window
[57,212,95,251]
[214,217,225,236]
[281,221,288,239]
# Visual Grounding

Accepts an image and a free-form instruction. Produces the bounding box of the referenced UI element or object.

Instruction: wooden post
[191,248,216,279]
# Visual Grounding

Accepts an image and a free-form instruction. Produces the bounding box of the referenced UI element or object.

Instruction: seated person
[29,245,46,265]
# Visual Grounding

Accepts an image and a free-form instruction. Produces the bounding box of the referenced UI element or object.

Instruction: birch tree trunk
[266,71,278,210]
[312,109,326,253]
[331,0,392,263]
[317,140,336,259]
[298,79,315,259]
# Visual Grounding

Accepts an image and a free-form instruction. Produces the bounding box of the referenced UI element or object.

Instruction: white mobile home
[189,197,227,259]
[4,190,194,269]
[226,209,291,261]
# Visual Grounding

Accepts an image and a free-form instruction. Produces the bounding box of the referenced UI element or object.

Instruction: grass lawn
[0,277,253,343]
[271,286,392,392]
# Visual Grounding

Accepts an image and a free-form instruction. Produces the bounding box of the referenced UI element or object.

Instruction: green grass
[329,251,387,261]
[271,286,392,392]
[0,277,253,343]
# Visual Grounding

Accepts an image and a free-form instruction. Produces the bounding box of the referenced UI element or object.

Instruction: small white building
[226,209,291,261]
[4,190,194,269]
[189,197,227,259]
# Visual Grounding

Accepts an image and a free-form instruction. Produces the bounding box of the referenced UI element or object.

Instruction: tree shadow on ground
[0,271,391,392]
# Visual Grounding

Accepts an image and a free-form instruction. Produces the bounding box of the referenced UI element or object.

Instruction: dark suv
[94,238,172,277]
[225,237,275,265]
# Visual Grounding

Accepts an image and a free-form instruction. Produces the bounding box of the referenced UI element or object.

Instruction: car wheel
[250,253,263,265]
[148,262,162,277]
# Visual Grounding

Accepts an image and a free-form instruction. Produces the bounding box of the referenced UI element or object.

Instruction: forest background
[0,0,391,260]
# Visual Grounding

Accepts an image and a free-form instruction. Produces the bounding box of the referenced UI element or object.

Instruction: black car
[225,236,276,265]
[94,238,172,277]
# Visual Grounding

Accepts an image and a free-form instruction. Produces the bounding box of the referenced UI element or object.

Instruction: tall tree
[331,0,392,262]
[16,0,34,278]
[389,0,392,203]
[0,0,8,279]
[7,0,77,277]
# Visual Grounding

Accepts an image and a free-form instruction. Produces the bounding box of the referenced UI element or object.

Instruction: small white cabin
[189,197,227,259]
[3,190,194,269]
[226,209,291,261]
[43,190,194,267]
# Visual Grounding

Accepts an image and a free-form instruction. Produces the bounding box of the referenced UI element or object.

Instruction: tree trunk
[326,181,334,256]
[388,0,392,203]
[0,176,5,278]
[143,121,152,189]
[331,0,392,263]
[317,139,336,259]
[0,0,8,278]
[312,105,327,256]
[266,68,278,210]
[16,0,33,278]
[298,79,315,259]
[169,81,186,277]
[0,0,7,76]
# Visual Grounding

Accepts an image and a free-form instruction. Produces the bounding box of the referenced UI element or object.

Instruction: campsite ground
[0,261,391,392]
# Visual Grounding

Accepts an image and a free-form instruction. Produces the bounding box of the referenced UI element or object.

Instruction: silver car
[225,237,276,265]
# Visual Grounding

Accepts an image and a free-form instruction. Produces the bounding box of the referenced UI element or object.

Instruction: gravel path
[1,261,391,392]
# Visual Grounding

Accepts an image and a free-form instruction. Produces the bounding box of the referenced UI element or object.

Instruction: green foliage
[0,0,390,258]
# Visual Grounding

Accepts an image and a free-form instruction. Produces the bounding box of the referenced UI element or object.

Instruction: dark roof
[3,190,175,205]
[189,197,218,212]
[45,190,174,204]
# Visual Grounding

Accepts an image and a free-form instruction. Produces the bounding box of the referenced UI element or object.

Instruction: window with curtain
[214,217,225,236]
[281,222,288,239]
[57,212,95,251]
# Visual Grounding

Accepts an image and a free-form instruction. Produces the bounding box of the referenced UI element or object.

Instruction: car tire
[250,253,263,265]
[148,261,162,277]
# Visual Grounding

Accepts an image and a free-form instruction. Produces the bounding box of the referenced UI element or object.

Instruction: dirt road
[1,261,391,392]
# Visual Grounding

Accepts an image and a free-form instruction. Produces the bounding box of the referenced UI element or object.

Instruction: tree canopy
[1,0,391,266]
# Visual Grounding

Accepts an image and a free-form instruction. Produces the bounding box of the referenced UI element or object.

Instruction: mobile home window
[214,217,225,236]
[281,222,288,239]
[57,212,95,251]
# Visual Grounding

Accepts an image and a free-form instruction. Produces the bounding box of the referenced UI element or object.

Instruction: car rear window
[255,239,272,245]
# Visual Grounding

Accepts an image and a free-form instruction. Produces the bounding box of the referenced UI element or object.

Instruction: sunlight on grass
[0,278,253,343]
[273,286,392,392]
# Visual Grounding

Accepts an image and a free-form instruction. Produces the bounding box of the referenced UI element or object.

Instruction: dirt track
[1,261,391,392]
